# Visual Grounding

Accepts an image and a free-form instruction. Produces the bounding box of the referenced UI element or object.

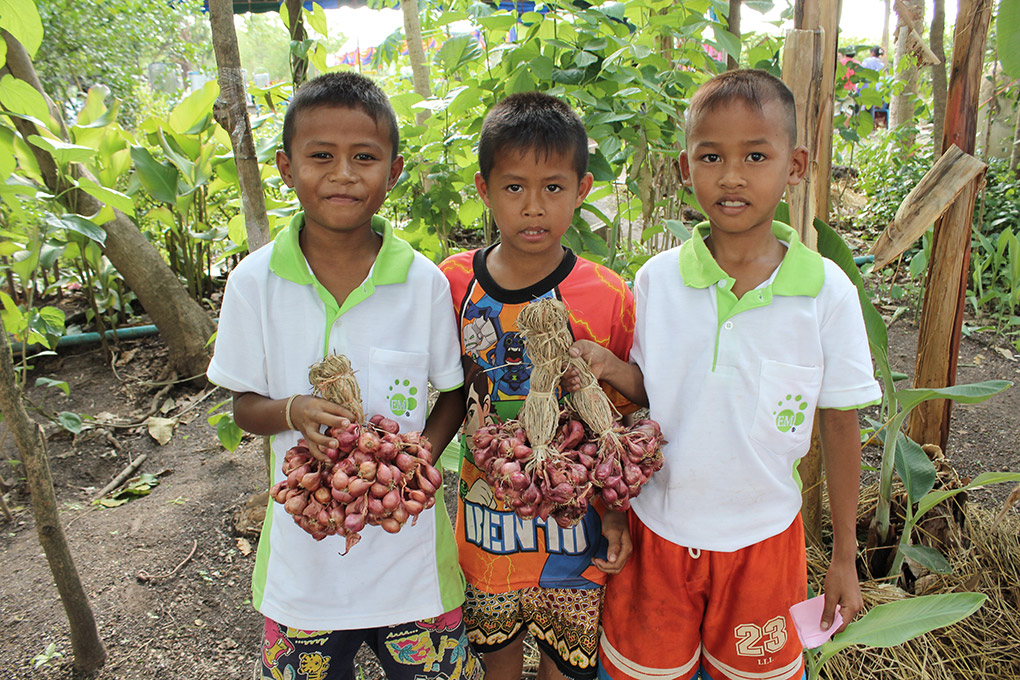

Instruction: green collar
[679,221,824,297]
[269,212,415,286]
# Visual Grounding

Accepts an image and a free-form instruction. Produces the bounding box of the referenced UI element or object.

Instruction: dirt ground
[0,316,1018,679]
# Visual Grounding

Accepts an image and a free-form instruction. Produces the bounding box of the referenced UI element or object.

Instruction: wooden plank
[869,145,986,270]
[907,0,995,449]
[782,29,824,247]
[792,0,841,549]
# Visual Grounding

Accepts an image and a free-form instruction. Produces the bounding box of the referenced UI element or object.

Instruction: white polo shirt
[207,213,465,630]
[630,222,881,552]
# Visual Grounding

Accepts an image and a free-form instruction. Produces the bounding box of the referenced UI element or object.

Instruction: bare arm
[422,388,466,466]
[563,340,648,407]
[232,391,356,462]
[818,407,865,633]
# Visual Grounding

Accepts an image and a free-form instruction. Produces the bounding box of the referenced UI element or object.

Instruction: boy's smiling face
[475,148,593,263]
[276,105,402,238]
[680,99,806,239]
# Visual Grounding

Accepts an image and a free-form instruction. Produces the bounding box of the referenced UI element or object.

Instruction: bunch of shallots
[270,354,441,553]
[471,411,664,526]
[468,298,665,527]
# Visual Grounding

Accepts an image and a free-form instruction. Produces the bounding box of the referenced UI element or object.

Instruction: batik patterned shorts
[464,583,604,680]
[260,606,485,680]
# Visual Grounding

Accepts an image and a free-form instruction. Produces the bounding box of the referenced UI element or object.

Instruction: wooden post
[782,28,823,246]
[907,0,994,450]
[791,0,841,549]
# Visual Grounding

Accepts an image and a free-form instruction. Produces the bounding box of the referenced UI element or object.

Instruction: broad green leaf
[37,306,65,335]
[47,213,107,245]
[77,176,135,217]
[899,544,952,574]
[917,472,1020,518]
[892,430,936,503]
[26,135,94,164]
[57,411,84,434]
[305,1,328,36]
[816,592,986,666]
[712,25,742,60]
[169,80,219,135]
[999,0,1020,77]
[215,416,243,452]
[35,376,70,396]
[896,380,1012,413]
[664,219,692,242]
[0,75,52,128]
[0,0,43,58]
[130,146,179,204]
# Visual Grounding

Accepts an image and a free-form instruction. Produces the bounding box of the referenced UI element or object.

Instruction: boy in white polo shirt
[565,70,881,680]
[207,72,482,680]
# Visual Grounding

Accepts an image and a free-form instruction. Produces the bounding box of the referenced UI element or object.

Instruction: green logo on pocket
[388,379,418,417]
[774,394,808,432]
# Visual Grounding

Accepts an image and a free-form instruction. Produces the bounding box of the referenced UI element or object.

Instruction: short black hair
[870,46,883,56]
[686,69,798,147]
[478,92,589,182]
[281,71,399,159]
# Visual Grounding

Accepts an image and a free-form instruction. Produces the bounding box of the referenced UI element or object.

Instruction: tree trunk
[1010,94,1020,177]
[2,32,215,380]
[792,0,842,549]
[882,0,891,58]
[286,0,307,88]
[906,0,994,450]
[0,318,107,672]
[890,0,924,137]
[401,0,432,126]
[727,0,742,71]
[208,0,271,252]
[931,0,948,155]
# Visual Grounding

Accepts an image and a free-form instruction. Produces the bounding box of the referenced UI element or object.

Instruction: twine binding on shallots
[308,354,364,424]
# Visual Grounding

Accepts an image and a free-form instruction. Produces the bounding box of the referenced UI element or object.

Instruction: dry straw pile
[810,485,1020,679]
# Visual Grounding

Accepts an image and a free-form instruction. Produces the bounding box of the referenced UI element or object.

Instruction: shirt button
[724,321,734,330]
[717,280,726,288]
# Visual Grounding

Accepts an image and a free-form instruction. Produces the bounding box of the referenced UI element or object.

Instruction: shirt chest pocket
[749,360,823,463]
[366,348,430,432]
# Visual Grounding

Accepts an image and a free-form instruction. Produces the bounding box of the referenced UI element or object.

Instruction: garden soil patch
[0,321,1017,679]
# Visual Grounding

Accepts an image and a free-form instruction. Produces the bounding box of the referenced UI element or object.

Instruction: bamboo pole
[906,0,994,450]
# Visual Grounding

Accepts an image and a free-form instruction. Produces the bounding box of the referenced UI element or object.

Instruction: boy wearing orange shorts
[566,70,881,680]
[440,92,637,680]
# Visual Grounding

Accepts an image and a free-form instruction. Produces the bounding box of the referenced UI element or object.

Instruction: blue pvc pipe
[854,255,875,266]
[11,324,160,355]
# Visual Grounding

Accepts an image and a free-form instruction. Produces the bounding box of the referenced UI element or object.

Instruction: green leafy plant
[31,641,63,669]
[805,592,987,680]
[207,399,243,452]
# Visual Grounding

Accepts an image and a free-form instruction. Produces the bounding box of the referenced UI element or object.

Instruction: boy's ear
[387,155,405,191]
[679,150,693,187]
[574,172,594,208]
[276,150,295,188]
[787,145,809,186]
[474,171,492,207]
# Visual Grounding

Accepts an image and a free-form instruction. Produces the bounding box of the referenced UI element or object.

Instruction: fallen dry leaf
[236,538,253,556]
[993,346,1015,362]
[146,416,178,446]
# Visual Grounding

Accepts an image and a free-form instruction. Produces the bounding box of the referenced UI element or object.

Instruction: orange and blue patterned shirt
[440,245,635,592]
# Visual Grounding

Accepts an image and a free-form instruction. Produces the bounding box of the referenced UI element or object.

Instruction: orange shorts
[599,513,807,680]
